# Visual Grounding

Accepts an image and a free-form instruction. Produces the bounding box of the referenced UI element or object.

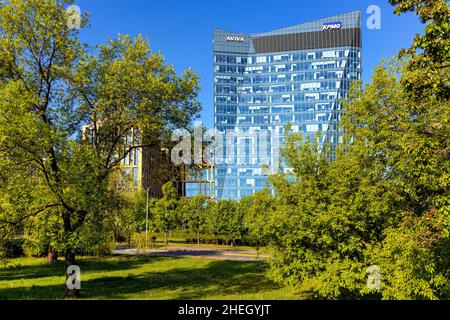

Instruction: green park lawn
[0,255,307,300]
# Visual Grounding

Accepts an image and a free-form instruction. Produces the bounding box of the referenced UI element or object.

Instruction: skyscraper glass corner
[213,11,362,200]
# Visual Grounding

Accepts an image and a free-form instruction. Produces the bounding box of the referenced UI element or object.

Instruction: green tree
[389,0,450,101]
[369,1,450,298]
[115,189,148,243]
[264,0,449,300]
[241,189,276,257]
[154,182,180,245]
[183,195,208,246]
[342,57,450,299]
[0,0,199,297]
[267,133,378,298]
[267,58,449,299]
[208,199,244,246]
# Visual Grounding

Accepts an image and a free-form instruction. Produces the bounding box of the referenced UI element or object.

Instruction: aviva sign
[226,36,245,42]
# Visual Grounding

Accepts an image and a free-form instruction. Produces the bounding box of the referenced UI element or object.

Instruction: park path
[113,245,267,261]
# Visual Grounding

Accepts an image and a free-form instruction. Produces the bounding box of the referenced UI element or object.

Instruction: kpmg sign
[323,21,342,30]
[226,36,245,42]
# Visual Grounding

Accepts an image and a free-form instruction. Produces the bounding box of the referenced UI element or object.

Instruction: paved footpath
[113,245,267,261]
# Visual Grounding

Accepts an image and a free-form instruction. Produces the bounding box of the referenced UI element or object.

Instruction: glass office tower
[213,11,362,200]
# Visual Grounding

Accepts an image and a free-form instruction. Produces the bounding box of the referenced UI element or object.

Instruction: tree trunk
[256,247,261,271]
[64,250,80,299]
[65,250,76,265]
[197,232,200,246]
[62,212,80,299]
[47,248,58,263]
[164,232,168,246]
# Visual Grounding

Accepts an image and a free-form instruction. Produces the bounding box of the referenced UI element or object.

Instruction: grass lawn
[0,255,308,300]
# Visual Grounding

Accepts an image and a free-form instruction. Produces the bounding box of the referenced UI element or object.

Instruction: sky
[75,0,425,128]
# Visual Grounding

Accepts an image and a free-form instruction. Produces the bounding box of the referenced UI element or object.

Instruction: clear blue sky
[75,0,424,128]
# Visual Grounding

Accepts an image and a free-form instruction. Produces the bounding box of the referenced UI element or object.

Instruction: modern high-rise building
[213,11,362,200]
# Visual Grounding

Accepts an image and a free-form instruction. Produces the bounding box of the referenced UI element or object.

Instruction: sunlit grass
[0,256,307,300]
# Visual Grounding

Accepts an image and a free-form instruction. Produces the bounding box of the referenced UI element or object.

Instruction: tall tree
[183,195,208,246]
[208,200,244,246]
[154,182,180,245]
[241,189,277,258]
[0,0,200,297]
[389,0,450,101]
[265,0,449,299]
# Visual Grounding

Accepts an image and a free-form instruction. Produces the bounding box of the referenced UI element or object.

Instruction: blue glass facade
[213,12,362,200]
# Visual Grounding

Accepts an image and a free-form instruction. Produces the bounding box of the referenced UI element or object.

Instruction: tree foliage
[264,0,450,297]
[240,189,277,253]
[0,0,200,273]
[153,182,180,244]
[207,199,245,245]
[389,0,450,101]
[182,195,209,245]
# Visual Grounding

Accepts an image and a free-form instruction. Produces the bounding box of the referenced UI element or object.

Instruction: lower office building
[82,126,180,198]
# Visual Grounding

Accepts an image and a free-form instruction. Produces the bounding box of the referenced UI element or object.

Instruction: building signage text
[323,21,342,30]
[226,36,245,42]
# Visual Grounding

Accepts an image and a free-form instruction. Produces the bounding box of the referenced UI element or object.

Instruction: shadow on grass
[0,256,298,300]
[82,258,277,300]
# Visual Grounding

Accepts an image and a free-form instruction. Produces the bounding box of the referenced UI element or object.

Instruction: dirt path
[113,245,267,261]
